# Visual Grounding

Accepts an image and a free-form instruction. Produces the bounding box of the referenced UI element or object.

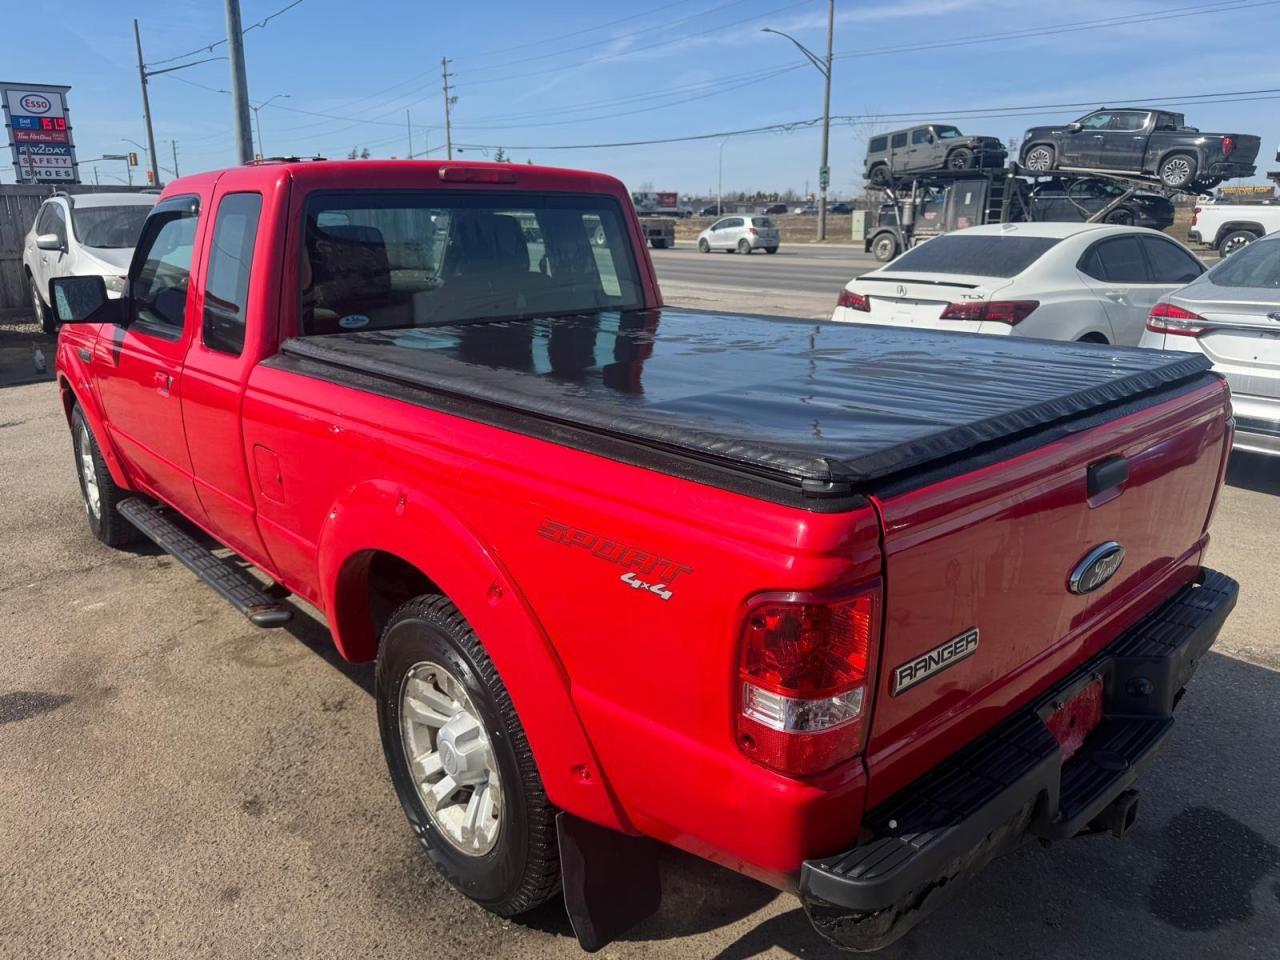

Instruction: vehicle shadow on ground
[621,651,1280,958]
[1225,450,1280,496]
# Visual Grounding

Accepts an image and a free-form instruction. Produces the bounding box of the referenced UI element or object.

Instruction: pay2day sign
[2,83,79,184]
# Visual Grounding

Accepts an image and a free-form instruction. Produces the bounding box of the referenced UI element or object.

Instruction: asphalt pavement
[3,290,1279,958]
[652,244,878,319]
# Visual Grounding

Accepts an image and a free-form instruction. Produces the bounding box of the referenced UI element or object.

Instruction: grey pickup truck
[1020,108,1260,190]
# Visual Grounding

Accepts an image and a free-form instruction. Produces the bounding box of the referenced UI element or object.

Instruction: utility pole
[224,0,255,163]
[406,109,413,159]
[818,0,834,243]
[441,57,455,160]
[171,140,180,178]
[133,20,162,188]
[762,0,834,241]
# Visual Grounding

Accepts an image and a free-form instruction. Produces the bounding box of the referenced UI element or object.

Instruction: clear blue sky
[5,0,1278,197]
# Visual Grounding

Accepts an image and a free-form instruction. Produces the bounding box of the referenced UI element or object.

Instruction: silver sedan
[1140,231,1280,455]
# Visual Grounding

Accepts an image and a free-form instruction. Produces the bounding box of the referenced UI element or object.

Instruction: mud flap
[556,812,661,952]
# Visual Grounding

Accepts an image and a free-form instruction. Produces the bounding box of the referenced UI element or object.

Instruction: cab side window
[130,195,199,336]
[891,132,908,149]
[1081,112,1113,130]
[911,128,932,145]
[203,193,263,355]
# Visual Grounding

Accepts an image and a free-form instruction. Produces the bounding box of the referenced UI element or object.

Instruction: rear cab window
[885,234,1060,278]
[298,191,644,335]
[751,217,774,228]
[203,193,263,355]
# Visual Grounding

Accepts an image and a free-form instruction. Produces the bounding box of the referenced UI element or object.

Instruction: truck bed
[274,307,1214,503]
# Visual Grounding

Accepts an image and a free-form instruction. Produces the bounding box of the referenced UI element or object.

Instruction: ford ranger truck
[48,160,1238,953]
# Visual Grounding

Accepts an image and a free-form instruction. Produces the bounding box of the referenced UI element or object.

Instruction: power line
[145,0,307,68]
[447,86,1280,152]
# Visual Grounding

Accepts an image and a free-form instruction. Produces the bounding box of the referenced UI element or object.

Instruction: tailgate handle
[1087,456,1129,501]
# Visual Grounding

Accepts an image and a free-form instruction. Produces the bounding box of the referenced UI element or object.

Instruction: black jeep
[864,124,1007,187]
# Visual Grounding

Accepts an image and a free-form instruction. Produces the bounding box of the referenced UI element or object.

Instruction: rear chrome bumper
[1233,414,1280,456]
[799,569,1238,952]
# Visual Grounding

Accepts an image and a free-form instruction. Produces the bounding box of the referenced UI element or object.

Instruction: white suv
[22,192,156,334]
[696,215,780,254]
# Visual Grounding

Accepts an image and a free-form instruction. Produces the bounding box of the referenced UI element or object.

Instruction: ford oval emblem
[1068,542,1125,595]
[20,94,52,114]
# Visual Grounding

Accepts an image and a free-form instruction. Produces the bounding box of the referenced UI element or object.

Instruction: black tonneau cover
[277,308,1213,498]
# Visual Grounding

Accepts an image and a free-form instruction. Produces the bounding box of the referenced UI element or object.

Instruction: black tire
[697,238,710,253]
[737,238,752,254]
[871,233,899,263]
[70,406,140,548]
[764,246,778,254]
[1159,153,1197,189]
[1023,144,1055,174]
[947,147,975,170]
[1103,207,1135,226]
[1218,229,1258,257]
[27,271,54,336]
[376,594,559,917]
[867,164,891,188]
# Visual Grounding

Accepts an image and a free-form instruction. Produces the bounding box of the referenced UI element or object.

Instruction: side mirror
[1066,122,1082,133]
[36,233,63,251]
[51,275,124,326]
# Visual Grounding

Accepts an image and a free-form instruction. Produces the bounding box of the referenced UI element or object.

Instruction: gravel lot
[2,303,1278,958]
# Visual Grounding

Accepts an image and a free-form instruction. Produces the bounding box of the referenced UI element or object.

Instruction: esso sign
[19,94,52,114]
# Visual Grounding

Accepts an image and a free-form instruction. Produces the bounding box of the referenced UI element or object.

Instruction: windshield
[752,217,774,228]
[71,204,152,249]
[885,234,1061,278]
[935,126,963,139]
[300,191,644,335]
[1206,237,1280,289]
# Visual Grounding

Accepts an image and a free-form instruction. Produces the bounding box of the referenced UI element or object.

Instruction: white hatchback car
[697,215,780,254]
[22,191,156,334]
[831,222,1205,345]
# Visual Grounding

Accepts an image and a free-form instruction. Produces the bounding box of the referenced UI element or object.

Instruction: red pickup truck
[49,159,1237,952]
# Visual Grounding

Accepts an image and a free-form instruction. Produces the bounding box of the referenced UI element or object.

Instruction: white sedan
[831,222,1205,345]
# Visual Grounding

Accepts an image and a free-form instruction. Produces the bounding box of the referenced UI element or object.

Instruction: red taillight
[736,584,881,776]
[836,289,871,312]
[1147,300,1210,336]
[1223,136,1235,157]
[1192,206,1201,227]
[749,227,758,236]
[939,300,1039,325]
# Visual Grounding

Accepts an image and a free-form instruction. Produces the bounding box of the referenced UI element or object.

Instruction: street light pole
[762,0,835,241]
[133,19,162,188]
[249,93,289,159]
[718,138,729,216]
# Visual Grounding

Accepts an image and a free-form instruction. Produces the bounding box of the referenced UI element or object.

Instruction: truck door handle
[153,371,173,396]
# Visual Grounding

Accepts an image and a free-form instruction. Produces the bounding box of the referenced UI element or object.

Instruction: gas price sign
[2,83,79,183]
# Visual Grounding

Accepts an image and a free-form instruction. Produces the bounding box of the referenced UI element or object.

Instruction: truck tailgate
[863,377,1231,806]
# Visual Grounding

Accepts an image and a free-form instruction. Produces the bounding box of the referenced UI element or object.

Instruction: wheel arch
[1022,140,1056,162]
[318,479,631,832]
[1154,146,1200,175]
[58,370,133,489]
[1213,221,1265,246]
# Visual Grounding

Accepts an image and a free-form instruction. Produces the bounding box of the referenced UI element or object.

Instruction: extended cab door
[1098,110,1151,173]
[180,171,279,569]
[92,194,205,519]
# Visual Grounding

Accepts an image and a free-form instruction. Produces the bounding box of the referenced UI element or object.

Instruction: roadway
[652,243,878,319]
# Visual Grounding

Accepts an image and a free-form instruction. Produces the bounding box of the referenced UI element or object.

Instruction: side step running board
[117,498,293,628]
